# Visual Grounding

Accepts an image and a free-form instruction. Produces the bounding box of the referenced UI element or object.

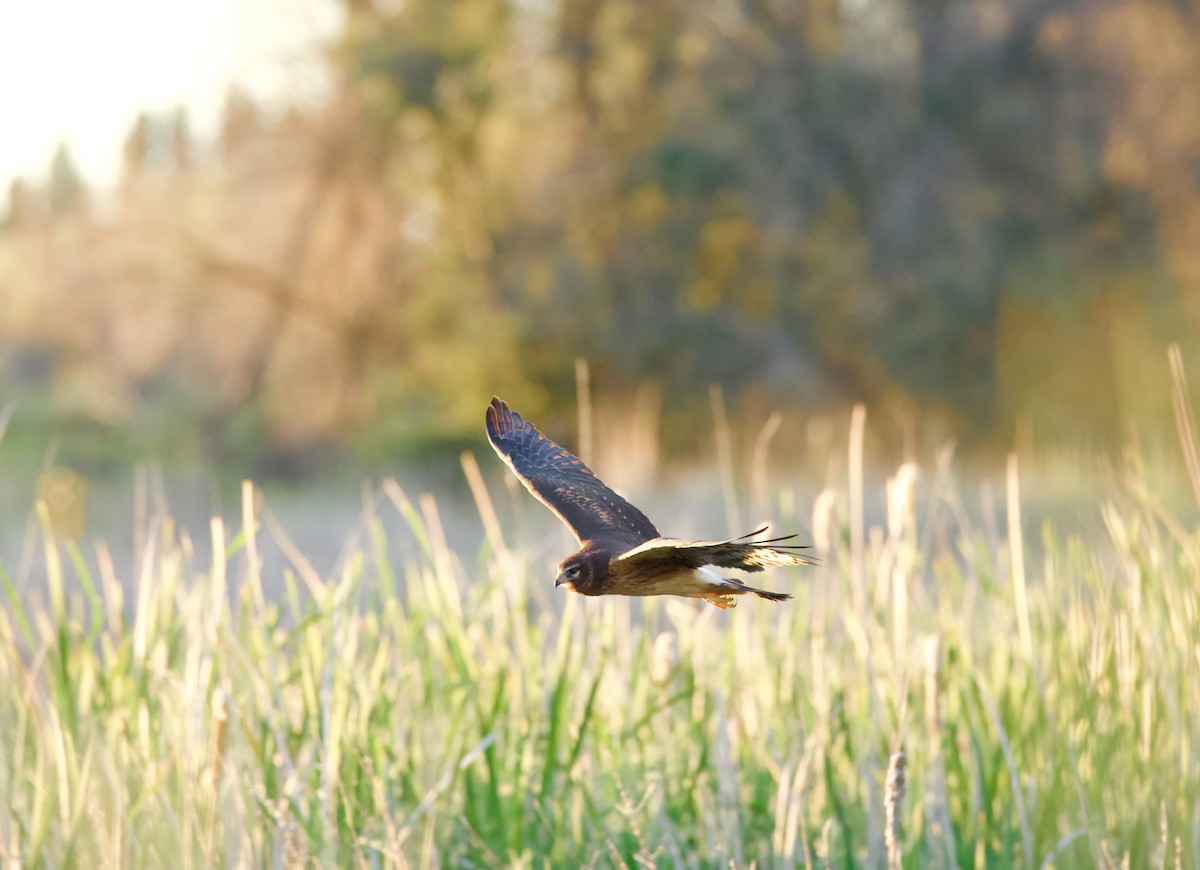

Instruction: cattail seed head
[885,749,907,870]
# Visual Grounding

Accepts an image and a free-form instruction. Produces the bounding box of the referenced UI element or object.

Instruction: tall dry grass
[1,355,1199,867]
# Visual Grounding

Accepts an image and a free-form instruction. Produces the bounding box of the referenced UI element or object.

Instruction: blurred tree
[122,108,192,190]
[0,0,1197,469]
[48,142,87,216]
[122,113,150,179]
[170,106,191,171]
[2,179,33,233]
[221,87,261,159]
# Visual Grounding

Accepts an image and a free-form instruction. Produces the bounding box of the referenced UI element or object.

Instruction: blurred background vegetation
[2,0,1199,480]
[5,8,1200,863]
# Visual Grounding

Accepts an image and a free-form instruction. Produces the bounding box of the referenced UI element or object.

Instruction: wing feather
[616,531,816,573]
[485,396,660,546]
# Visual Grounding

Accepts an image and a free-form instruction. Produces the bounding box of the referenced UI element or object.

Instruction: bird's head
[555,553,596,594]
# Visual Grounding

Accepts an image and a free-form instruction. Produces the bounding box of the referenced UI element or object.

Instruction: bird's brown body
[485,396,813,608]
[555,536,798,607]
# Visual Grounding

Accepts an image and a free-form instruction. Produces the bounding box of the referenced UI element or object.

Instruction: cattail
[924,635,942,739]
[575,357,594,467]
[885,749,907,870]
[811,489,837,556]
[886,463,918,540]
[1159,803,1169,870]
[923,633,957,866]
[651,631,678,684]
[206,689,231,792]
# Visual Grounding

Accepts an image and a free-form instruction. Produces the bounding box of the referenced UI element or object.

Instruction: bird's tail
[726,578,792,602]
[700,584,792,608]
[748,587,792,602]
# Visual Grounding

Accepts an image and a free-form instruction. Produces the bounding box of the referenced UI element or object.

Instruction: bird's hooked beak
[555,565,578,590]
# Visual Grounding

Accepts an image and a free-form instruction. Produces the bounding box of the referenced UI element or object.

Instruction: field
[1,401,1199,869]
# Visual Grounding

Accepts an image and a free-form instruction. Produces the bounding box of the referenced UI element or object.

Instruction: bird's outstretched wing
[615,527,816,573]
[485,396,660,546]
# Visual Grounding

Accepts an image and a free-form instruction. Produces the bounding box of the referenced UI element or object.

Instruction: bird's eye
[567,565,581,578]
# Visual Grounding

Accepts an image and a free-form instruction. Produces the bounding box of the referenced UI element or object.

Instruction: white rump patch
[697,566,733,588]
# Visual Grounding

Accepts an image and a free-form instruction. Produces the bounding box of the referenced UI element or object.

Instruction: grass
[1,400,1200,868]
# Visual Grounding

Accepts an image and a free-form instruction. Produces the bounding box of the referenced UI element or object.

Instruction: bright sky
[0,0,340,190]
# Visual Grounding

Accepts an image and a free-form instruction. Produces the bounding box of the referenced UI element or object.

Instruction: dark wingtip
[734,526,812,547]
[486,396,529,441]
[734,525,771,541]
[486,396,508,441]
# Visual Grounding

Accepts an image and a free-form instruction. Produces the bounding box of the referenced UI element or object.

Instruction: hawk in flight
[485,396,814,608]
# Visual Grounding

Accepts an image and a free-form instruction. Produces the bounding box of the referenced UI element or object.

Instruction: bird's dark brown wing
[615,530,816,573]
[485,396,660,546]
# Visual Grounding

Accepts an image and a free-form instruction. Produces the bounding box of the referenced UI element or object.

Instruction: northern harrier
[485,396,814,608]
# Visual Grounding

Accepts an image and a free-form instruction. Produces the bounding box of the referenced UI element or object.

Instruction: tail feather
[726,577,793,602]
[749,587,792,602]
[697,569,795,607]
[698,584,792,607]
